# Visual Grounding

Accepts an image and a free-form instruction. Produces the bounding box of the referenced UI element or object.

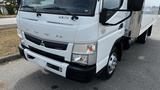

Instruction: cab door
[97,0,127,72]
[99,0,126,37]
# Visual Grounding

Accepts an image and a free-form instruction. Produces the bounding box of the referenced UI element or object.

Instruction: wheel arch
[96,34,124,73]
[147,25,153,36]
[96,37,123,79]
[111,37,123,61]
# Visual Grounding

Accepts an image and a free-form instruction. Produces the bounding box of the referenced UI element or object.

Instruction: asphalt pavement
[0,20,160,90]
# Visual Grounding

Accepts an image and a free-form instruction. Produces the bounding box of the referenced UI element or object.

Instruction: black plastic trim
[19,46,24,56]
[25,33,41,45]
[18,45,26,60]
[25,33,68,50]
[19,44,65,62]
[66,64,96,82]
[47,63,61,72]
[29,46,65,62]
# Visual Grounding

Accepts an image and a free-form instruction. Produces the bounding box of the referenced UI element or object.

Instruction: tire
[147,26,152,36]
[122,37,131,50]
[98,46,120,80]
[136,31,148,44]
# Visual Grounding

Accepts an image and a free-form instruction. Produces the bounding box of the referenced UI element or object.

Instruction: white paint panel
[96,0,127,72]
[97,29,124,72]
[24,49,69,77]
[140,0,160,35]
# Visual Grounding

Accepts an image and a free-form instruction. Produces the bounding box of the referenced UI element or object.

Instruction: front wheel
[98,47,120,80]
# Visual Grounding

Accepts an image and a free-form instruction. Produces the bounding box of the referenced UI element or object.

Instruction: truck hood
[18,12,99,43]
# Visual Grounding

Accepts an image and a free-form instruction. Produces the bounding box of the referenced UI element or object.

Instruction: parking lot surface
[0,20,160,90]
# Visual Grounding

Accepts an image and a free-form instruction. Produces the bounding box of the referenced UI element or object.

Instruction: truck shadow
[13,38,160,90]
[13,70,105,90]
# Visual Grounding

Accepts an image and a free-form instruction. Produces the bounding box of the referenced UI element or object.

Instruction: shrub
[0,10,2,15]
[5,5,16,15]
[4,0,17,15]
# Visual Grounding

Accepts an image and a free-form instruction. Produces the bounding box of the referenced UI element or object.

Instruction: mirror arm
[103,11,132,26]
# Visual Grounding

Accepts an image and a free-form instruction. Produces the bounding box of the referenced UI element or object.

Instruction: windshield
[20,0,97,16]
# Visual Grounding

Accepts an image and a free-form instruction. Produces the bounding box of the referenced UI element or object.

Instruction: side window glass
[103,0,121,9]
[103,0,122,20]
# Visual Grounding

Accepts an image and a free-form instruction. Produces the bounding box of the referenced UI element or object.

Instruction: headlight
[72,43,97,65]
[17,28,26,46]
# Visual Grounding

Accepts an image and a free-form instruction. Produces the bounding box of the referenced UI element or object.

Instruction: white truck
[17,0,160,82]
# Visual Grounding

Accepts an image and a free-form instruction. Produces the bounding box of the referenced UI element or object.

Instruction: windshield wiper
[43,7,72,15]
[43,6,79,21]
[21,5,37,12]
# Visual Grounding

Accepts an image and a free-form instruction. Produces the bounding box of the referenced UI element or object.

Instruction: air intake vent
[25,33,68,50]
[29,46,65,62]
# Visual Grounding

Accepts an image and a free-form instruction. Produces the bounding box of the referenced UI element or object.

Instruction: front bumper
[19,44,96,82]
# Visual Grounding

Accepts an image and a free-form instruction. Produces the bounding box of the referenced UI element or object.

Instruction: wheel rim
[108,53,118,74]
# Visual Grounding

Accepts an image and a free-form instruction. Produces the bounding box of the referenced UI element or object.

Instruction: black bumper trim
[66,65,96,82]
[18,45,26,59]
[24,33,68,50]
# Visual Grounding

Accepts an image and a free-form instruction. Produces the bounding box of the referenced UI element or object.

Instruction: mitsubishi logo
[40,41,45,47]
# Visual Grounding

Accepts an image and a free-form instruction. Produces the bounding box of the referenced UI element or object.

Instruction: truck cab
[17,0,155,82]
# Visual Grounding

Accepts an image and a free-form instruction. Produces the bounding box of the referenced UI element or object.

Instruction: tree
[4,0,17,15]
[0,10,2,15]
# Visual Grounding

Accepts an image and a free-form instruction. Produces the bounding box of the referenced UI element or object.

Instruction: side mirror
[99,0,144,26]
[100,9,132,26]
[99,9,108,25]
[127,0,144,11]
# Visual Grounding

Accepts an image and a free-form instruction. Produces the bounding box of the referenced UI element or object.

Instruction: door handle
[118,23,123,30]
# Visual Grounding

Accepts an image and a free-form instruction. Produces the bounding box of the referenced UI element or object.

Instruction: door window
[103,0,123,20]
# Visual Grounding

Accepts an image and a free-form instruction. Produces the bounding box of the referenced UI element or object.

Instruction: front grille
[29,46,65,62]
[25,33,41,45]
[25,33,68,50]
